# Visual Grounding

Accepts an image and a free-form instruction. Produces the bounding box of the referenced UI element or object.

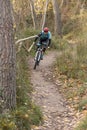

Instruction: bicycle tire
[34,60,39,69]
[34,51,41,69]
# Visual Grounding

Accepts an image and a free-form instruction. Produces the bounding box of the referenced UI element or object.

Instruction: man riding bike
[34,27,52,55]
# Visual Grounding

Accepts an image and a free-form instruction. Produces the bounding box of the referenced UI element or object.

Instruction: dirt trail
[29,51,78,130]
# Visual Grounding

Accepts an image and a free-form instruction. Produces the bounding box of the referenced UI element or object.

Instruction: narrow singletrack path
[29,51,79,130]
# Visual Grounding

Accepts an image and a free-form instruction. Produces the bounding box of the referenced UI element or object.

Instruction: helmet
[43,27,49,32]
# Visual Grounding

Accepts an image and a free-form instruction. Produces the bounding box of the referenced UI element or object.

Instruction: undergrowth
[54,10,87,130]
[75,116,87,130]
[0,44,43,129]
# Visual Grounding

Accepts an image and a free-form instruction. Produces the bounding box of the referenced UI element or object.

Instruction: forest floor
[29,51,81,130]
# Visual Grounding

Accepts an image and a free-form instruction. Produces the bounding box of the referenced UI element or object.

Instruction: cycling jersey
[39,31,51,40]
[35,31,52,46]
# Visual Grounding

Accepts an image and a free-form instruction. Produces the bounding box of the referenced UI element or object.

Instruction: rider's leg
[40,48,46,60]
[43,48,46,52]
[39,39,47,60]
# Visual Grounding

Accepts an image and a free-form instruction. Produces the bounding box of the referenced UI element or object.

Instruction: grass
[0,44,43,130]
[77,84,87,97]
[16,47,43,129]
[54,11,87,130]
[75,116,87,130]
[52,36,69,50]
[78,98,87,111]
[55,41,87,80]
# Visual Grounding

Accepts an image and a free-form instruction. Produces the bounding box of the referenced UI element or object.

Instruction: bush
[78,98,87,111]
[55,41,87,80]
[0,46,43,130]
[75,116,87,130]
[52,36,69,50]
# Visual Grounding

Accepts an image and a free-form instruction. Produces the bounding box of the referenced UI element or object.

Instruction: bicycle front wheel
[34,51,41,69]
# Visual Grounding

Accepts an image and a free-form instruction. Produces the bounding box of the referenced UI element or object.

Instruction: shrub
[75,116,87,130]
[78,98,87,111]
[0,46,43,130]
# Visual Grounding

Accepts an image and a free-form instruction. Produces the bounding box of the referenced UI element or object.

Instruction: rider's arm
[48,39,51,46]
[48,32,52,46]
[34,32,42,42]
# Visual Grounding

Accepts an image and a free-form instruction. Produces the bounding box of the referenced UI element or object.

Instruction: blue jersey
[39,31,51,40]
[35,31,52,46]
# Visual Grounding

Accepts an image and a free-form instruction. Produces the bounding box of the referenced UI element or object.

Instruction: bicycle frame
[34,43,45,69]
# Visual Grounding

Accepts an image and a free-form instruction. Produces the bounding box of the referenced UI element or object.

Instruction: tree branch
[15,35,37,44]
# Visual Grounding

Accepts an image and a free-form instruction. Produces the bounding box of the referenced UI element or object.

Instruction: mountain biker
[34,27,52,53]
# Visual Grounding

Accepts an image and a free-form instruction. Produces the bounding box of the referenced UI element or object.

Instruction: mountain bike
[33,42,47,69]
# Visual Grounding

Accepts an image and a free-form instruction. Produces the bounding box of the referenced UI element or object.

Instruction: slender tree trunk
[0,0,16,112]
[81,0,86,8]
[74,0,81,14]
[60,0,67,8]
[52,0,62,37]
[41,0,49,30]
[29,0,37,29]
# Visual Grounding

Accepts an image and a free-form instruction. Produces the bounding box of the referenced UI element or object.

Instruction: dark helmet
[43,27,49,32]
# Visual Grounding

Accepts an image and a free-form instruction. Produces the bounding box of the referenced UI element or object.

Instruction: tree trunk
[29,0,37,29]
[60,0,67,8]
[41,0,49,30]
[52,0,62,37]
[0,0,16,112]
[81,0,86,8]
[74,0,81,14]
